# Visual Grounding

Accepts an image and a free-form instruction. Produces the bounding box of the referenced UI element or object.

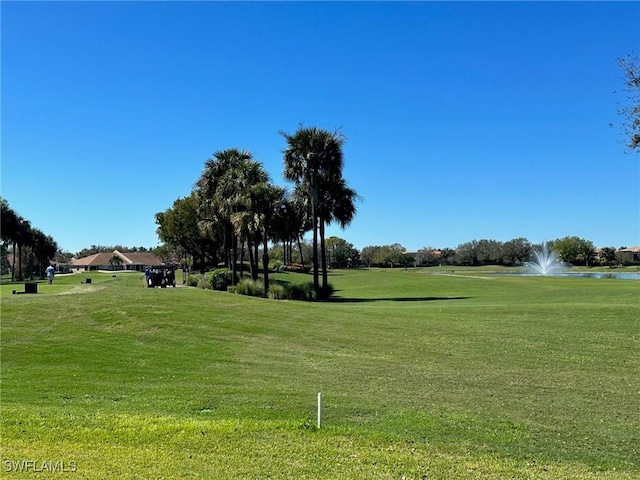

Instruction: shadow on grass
[328,296,473,303]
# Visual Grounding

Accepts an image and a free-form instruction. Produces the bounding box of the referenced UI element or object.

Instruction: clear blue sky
[2,1,639,254]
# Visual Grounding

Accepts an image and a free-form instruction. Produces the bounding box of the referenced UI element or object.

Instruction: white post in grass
[317,392,323,429]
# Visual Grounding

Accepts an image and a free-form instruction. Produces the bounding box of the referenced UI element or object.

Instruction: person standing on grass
[46,264,55,285]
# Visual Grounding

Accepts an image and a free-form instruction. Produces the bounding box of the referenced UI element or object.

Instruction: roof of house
[115,250,164,265]
[618,246,640,253]
[70,250,163,267]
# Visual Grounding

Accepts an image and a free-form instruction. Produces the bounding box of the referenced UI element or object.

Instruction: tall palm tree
[197,149,270,284]
[227,157,270,281]
[250,183,285,294]
[197,149,252,283]
[281,127,345,294]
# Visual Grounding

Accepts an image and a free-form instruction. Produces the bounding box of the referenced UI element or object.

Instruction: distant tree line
[0,197,59,281]
[73,245,153,259]
[359,236,636,268]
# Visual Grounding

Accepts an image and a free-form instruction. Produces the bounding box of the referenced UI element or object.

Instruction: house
[70,250,164,272]
[617,246,640,264]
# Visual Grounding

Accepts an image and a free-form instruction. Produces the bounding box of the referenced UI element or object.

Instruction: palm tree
[32,228,58,279]
[15,218,33,281]
[282,127,346,294]
[250,183,286,294]
[0,198,19,280]
[317,177,358,292]
[271,193,309,265]
[234,156,270,280]
[224,156,269,281]
[197,149,271,284]
[109,254,123,271]
[284,190,313,265]
[197,149,252,283]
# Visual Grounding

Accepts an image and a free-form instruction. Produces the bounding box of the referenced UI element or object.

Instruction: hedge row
[187,272,333,301]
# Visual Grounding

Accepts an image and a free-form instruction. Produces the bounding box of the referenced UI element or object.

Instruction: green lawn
[1,269,638,478]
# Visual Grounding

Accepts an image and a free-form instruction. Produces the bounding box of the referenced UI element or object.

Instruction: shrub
[282,282,334,301]
[287,281,315,301]
[210,268,233,291]
[316,283,335,300]
[235,278,264,297]
[197,276,210,289]
[267,283,287,300]
[187,273,205,288]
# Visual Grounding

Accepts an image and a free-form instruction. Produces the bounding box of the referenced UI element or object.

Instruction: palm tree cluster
[195,148,287,293]
[158,126,358,299]
[1,197,59,281]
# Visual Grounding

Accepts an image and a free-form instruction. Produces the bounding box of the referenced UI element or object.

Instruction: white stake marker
[317,392,323,428]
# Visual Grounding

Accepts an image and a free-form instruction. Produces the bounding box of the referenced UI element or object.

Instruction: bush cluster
[186,273,205,287]
[234,280,331,301]
[186,272,333,301]
[285,281,316,300]
[186,268,234,290]
[208,268,233,291]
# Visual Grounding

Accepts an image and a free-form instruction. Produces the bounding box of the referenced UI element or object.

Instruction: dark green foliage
[315,282,335,300]
[186,273,204,287]
[286,281,316,301]
[208,268,233,291]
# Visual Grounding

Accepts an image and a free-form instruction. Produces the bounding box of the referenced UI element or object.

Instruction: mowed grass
[0,269,638,479]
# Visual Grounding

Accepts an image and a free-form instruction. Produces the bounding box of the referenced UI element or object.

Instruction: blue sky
[2,1,639,254]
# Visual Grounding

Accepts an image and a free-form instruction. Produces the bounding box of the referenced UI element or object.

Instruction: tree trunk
[311,183,319,293]
[17,242,23,281]
[231,235,238,285]
[253,236,259,280]
[247,238,255,279]
[297,237,304,265]
[312,216,319,292]
[11,241,16,281]
[320,219,328,296]
[262,234,269,296]
[199,246,206,274]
